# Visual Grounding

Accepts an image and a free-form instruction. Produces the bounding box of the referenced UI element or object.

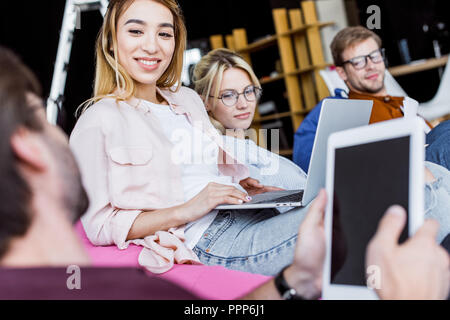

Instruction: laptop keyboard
[251,190,304,204]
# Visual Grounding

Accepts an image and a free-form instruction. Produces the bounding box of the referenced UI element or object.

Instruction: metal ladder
[46,0,109,124]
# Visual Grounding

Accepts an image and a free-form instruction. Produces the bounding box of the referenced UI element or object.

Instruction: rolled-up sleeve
[70,125,142,248]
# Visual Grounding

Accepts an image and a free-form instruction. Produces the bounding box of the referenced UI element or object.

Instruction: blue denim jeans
[424,161,450,244]
[426,120,450,171]
[193,202,312,276]
[194,162,450,276]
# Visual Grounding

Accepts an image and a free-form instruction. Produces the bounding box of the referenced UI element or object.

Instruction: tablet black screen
[330,136,410,286]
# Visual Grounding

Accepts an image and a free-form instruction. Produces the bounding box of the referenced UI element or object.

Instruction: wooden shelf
[278,149,293,156]
[279,21,334,37]
[236,21,334,54]
[260,73,285,85]
[258,63,332,85]
[388,55,448,77]
[236,35,278,54]
[285,63,332,76]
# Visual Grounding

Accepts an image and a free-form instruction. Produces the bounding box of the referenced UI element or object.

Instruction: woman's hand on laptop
[239,177,285,196]
[366,205,450,300]
[283,189,327,300]
[178,182,251,222]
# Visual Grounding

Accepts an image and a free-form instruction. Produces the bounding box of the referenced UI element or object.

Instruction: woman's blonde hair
[193,48,260,134]
[78,0,187,115]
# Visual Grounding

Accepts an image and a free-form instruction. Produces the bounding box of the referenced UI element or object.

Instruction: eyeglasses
[210,85,262,107]
[341,48,385,70]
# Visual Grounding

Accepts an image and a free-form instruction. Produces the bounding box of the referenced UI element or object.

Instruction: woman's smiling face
[116,0,175,88]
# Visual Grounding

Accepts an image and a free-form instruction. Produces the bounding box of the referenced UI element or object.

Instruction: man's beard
[348,73,385,95]
[42,135,89,223]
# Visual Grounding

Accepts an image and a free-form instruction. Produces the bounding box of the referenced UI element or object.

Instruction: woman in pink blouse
[70,0,310,276]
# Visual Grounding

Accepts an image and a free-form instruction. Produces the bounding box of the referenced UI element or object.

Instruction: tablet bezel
[322,117,426,300]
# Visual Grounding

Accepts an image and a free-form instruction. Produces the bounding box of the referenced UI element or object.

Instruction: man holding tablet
[320,117,449,299]
[366,204,449,300]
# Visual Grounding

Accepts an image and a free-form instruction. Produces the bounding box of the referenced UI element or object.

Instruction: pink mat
[74,221,270,299]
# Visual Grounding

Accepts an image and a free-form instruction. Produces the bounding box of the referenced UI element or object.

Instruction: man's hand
[284,189,327,299]
[239,177,284,196]
[366,205,450,300]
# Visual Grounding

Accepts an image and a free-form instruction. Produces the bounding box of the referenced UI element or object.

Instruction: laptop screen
[330,135,410,286]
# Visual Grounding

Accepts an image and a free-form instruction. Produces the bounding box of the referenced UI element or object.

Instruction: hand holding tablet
[273,185,449,300]
[366,205,450,300]
[260,117,449,300]
[322,117,426,299]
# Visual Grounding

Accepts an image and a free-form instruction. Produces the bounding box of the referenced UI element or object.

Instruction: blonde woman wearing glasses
[193,48,308,200]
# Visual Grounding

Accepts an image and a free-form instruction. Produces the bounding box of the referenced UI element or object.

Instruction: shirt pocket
[107,147,155,208]
[109,147,152,165]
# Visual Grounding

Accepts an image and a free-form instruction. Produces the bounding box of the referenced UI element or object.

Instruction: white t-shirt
[143,100,245,248]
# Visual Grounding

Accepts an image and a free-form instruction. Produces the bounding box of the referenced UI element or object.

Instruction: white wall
[315,0,349,64]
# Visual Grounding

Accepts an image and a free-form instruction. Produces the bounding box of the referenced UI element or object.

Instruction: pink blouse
[69,86,249,273]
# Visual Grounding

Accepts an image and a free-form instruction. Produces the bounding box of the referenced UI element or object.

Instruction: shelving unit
[209,1,333,156]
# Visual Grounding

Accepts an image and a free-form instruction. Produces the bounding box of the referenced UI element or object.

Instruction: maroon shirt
[0,267,199,300]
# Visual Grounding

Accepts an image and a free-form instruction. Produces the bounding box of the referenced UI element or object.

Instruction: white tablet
[322,117,426,300]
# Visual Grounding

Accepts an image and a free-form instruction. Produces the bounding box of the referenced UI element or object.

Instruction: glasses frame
[341,48,385,70]
[209,85,262,107]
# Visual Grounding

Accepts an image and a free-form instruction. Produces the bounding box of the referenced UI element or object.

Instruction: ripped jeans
[193,161,450,276]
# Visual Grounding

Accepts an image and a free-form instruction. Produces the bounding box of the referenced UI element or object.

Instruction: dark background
[1,0,449,135]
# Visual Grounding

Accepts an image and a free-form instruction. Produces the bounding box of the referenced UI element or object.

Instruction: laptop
[322,117,426,300]
[216,99,373,210]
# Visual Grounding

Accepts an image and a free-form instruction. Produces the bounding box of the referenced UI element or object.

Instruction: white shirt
[143,100,245,248]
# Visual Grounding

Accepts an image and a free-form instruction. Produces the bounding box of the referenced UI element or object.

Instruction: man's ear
[10,128,47,172]
[335,66,348,82]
